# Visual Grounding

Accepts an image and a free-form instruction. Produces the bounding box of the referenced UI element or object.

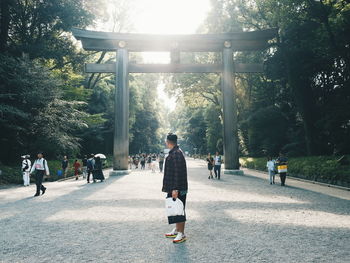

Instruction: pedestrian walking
[147,155,152,169]
[129,156,133,169]
[151,154,157,172]
[276,152,288,186]
[159,152,165,173]
[30,151,49,197]
[213,151,222,180]
[206,153,214,179]
[61,155,69,178]
[266,157,275,184]
[92,156,105,182]
[163,133,188,243]
[82,155,88,179]
[87,154,95,183]
[73,160,81,180]
[140,155,146,170]
[21,155,31,186]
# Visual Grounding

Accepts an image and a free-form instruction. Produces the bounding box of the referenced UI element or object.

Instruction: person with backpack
[206,153,214,179]
[30,151,49,197]
[213,152,222,180]
[276,152,288,186]
[87,154,95,183]
[21,155,31,186]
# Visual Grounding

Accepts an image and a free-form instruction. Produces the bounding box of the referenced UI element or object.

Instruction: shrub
[240,155,350,187]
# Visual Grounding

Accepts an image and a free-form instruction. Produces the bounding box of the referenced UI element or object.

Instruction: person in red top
[73,160,81,180]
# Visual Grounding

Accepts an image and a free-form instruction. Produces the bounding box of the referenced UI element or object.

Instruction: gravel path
[1,158,349,263]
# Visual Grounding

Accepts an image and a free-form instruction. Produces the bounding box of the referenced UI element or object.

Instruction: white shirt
[266,160,275,171]
[214,155,222,165]
[30,158,50,175]
[22,159,31,172]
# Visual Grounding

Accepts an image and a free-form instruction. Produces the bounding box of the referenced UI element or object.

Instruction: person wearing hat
[162,133,188,243]
[30,151,49,196]
[21,155,31,186]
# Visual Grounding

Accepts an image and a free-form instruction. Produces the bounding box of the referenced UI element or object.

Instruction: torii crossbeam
[72,28,277,175]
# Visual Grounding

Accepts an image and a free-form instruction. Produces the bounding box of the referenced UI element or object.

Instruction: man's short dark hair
[167,133,177,144]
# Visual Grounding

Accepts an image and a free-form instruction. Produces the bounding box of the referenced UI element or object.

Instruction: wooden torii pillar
[72,28,276,175]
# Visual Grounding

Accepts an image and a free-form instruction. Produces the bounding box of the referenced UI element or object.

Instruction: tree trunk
[0,0,10,52]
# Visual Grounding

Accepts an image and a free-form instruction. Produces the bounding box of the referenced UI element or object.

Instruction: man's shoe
[165,228,178,238]
[173,232,187,243]
[42,188,46,195]
[34,193,40,197]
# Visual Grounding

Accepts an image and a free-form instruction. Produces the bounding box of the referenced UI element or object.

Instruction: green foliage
[0,55,88,162]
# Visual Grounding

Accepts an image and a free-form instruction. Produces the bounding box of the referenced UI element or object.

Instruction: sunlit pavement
[0,158,349,263]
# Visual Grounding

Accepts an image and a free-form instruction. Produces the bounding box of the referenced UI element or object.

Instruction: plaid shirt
[162,145,188,193]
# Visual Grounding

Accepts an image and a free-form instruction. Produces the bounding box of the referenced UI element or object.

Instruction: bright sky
[97,0,211,111]
[131,0,211,111]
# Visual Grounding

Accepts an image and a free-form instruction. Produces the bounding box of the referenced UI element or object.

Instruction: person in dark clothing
[162,133,188,244]
[206,153,214,179]
[61,155,69,178]
[276,152,288,186]
[92,156,105,182]
[87,154,95,183]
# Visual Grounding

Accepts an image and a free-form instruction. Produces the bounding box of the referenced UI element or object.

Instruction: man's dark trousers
[214,165,221,179]
[35,170,46,195]
[280,173,286,186]
[87,169,92,182]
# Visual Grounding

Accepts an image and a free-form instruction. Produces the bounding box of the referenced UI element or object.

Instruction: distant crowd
[128,152,166,173]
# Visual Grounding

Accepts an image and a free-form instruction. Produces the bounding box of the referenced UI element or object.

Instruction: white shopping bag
[165,197,185,224]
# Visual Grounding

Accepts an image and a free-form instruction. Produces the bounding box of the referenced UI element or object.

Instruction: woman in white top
[266,157,275,185]
[21,155,31,186]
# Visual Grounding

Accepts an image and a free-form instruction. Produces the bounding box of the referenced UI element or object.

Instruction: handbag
[165,197,186,224]
[277,165,288,173]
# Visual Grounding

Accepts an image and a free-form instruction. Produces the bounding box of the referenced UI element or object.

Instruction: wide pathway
[0,159,349,263]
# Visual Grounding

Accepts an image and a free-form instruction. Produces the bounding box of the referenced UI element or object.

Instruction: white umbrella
[94,153,107,159]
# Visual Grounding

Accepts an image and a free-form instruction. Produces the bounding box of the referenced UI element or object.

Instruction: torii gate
[72,28,276,176]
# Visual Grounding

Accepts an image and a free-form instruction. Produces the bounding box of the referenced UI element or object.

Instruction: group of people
[128,152,166,173]
[266,152,289,186]
[20,152,106,197]
[206,152,223,180]
[67,154,105,183]
[21,152,49,196]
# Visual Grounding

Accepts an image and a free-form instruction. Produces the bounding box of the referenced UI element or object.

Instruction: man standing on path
[30,151,49,196]
[214,151,222,180]
[162,133,188,244]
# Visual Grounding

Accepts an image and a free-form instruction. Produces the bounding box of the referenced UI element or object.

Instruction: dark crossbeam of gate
[72,28,276,175]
